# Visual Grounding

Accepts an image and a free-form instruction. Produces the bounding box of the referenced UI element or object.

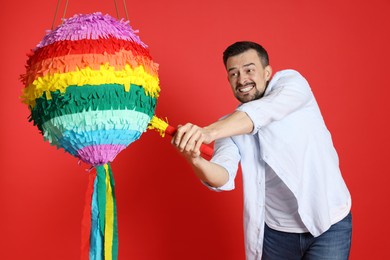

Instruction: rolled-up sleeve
[202,136,241,191]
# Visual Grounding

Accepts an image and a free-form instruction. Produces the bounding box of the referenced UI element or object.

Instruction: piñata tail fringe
[81,163,118,260]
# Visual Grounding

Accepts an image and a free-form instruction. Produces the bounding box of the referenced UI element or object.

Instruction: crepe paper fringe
[23,51,158,86]
[22,64,160,107]
[30,84,156,132]
[148,116,169,137]
[28,37,152,68]
[41,109,151,137]
[58,130,141,164]
[37,12,146,49]
[41,110,151,164]
[22,37,158,87]
[82,163,118,260]
[60,129,141,153]
[78,144,127,166]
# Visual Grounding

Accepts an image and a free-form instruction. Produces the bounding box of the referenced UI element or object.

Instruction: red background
[1,0,389,259]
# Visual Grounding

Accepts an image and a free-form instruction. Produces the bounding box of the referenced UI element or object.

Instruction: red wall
[1,0,389,259]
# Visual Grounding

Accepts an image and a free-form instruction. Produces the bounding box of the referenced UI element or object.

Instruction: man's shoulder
[266,69,310,94]
[273,69,304,79]
[271,69,309,85]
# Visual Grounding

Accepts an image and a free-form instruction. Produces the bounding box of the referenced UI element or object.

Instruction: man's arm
[173,111,253,155]
[185,155,229,188]
[171,110,252,187]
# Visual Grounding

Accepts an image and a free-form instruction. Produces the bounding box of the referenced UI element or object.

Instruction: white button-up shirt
[209,69,351,259]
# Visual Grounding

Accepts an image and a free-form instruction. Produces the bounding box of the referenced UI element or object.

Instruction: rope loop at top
[51,0,129,30]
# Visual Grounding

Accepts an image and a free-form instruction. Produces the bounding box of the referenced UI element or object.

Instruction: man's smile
[237,83,255,93]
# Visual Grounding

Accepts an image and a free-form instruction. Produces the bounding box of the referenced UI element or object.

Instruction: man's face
[226,49,272,103]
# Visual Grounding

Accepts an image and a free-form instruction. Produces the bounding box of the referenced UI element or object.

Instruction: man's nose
[238,74,248,85]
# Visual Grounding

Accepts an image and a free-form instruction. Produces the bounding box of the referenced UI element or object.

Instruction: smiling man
[227,48,271,103]
[172,41,352,260]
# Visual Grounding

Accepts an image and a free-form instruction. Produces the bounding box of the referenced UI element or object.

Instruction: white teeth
[239,86,253,92]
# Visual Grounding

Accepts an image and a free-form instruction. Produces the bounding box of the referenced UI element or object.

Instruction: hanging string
[123,0,129,20]
[114,0,120,19]
[52,0,129,31]
[63,0,69,21]
[51,0,61,30]
[114,0,129,20]
[51,0,69,30]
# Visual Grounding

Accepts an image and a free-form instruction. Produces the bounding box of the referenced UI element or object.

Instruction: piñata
[20,12,160,260]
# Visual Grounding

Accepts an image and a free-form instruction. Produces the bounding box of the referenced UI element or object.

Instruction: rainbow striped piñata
[20,12,160,260]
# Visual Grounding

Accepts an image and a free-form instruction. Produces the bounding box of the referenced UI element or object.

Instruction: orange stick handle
[165,125,214,157]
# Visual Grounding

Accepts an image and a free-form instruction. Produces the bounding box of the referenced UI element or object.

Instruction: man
[172,41,352,259]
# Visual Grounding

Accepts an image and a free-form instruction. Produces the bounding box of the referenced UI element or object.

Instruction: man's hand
[172,123,214,159]
[171,122,230,188]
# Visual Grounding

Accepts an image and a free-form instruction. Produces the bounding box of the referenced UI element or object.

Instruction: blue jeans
[262,212,352,260]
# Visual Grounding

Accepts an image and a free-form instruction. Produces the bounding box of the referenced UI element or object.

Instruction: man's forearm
[189,156,229,188]
[205,110,254,140]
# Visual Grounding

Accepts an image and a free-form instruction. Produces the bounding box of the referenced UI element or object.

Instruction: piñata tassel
[148,115,214,157]
[81,170,97,260]
[81,163,118,260]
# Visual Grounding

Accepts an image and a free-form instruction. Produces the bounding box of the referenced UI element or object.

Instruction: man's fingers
[173,123,192,150]
[172,124,189,147]
[172,123,204,156]
[194,135,204,153]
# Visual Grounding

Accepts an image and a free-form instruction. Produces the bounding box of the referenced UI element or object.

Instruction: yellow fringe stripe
[147,115,169,137]
[104,164,114,260]
[22,64,160,108]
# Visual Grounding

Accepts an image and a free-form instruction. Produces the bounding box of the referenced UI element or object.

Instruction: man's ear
[265,65,272,81]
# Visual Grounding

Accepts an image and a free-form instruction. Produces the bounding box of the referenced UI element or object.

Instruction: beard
[235,81,269,103]
[235,87,263,103]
